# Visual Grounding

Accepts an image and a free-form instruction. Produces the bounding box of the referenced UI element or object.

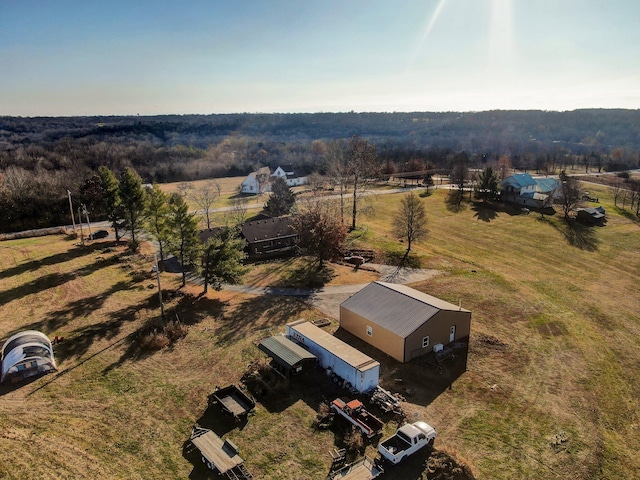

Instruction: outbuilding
[258,335,317,377]
[1,330,57,383]
[340,282,471,363]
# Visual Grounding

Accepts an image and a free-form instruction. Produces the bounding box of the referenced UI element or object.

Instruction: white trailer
[286,320,379,393]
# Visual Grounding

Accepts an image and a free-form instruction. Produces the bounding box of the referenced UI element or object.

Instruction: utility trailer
[208,385,255,420]
[331,398,384,438]
[327,456,383,480]
[286,320,379,393]
[188,427,253,479]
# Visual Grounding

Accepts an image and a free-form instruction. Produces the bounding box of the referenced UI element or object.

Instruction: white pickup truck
[378,421,436,465]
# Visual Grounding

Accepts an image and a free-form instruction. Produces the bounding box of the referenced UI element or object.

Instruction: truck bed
[379,435,410,455]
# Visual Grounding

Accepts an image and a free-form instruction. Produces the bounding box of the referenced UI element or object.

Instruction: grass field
[1,180,639,479]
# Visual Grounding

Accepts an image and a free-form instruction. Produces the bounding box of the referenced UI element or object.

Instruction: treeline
[1,111,639,232]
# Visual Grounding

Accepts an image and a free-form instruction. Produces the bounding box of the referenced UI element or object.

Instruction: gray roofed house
[340,282,471,363]
[258,335,317,377]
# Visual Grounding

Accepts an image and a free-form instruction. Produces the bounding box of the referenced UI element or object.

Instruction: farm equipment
[331,398,384,438]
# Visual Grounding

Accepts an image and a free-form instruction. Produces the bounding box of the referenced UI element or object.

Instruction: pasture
[1,180,639,479]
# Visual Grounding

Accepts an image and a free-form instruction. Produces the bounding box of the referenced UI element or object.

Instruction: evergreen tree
[476,167,499,202]
[201,227,247,293]
[264,177,296,217]
[145,184,170,261]
[118,167,147,249]
[98,166,123,242]
[167,193,200,287]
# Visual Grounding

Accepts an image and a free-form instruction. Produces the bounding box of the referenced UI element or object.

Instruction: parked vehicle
[378,421,436,465]
[208,385,255,420]
[331,398,384,438]
[89,229,109,240]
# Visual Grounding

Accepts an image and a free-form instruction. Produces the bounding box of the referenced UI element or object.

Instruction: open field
[1,179,639,479]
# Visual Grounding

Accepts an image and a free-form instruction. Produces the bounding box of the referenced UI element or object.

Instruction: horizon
[2,1,639,116]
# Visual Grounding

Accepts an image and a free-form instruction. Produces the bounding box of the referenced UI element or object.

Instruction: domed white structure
[1,330,57,384]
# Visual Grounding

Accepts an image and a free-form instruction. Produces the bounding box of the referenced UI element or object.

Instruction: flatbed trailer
[188,427,253,479]
[209,385,255,419]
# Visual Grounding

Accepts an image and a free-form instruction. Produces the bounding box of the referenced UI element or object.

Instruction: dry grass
[1,178,639,479]
[242,256,379,288]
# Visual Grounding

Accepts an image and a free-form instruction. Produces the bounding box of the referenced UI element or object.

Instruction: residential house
[501,173,559,208]
[271,165,308,187]
[241,216,299,259]
[240,166,271,194]
[340,282,471,363]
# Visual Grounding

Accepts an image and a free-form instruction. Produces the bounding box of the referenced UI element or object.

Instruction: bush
[343,426,364,453]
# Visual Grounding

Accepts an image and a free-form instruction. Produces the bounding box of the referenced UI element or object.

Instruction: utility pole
[77,206,85,245]
[67,190,77,234]
[82,204,93,239]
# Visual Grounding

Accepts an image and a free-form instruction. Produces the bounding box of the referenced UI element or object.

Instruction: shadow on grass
[445,191,466,213]
[280,260,335,288]
[548,218,600,251]
[471,202,499,222]
[0,245,127,308]
[333,328,469,408]
[382,251,423,273]
[615,206,640,223]
[215,295,309,346]
[0,240,123,281]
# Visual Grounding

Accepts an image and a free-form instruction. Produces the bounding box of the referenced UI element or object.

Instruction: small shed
[258,335,317,377]
[1,330,57,384]
[340,282,471,363]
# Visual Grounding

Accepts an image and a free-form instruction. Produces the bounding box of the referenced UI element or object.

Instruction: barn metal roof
[340,282,470,338]
[258,336,316,369]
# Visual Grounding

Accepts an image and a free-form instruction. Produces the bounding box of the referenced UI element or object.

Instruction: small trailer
[331,398,384,438]
[188,427,253,479]
[208,385,255,420]
[327,456,383,480]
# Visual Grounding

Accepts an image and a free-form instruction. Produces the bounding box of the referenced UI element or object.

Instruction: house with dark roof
[241,216,299,259]
[339,282,471,363]
[271,165,308,187]
[576,206,606,225]
[501,173,559,208]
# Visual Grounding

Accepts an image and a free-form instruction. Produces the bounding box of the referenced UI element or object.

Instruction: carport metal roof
[258,335,316,369]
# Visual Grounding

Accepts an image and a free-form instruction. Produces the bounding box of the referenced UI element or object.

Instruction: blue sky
[1,0,639,115]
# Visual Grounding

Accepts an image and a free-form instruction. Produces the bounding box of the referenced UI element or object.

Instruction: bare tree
[191,181,220,229]
[227,197,250,227]
[177,182,193,198]
[325,139,349,225]
[558,170,582,219]
[293,195,348,269]
[347,136,378,231]
[393,192,428,255]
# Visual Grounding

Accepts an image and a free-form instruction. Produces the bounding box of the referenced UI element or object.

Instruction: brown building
[339,282,471,363]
